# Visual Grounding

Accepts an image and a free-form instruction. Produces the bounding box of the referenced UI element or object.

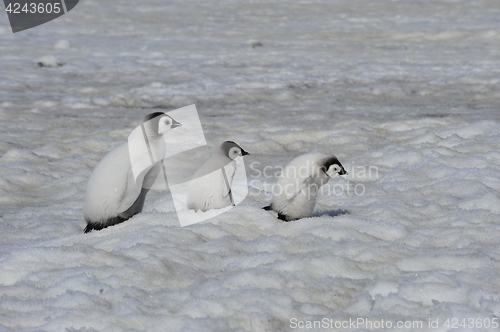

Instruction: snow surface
[1,0,500,331]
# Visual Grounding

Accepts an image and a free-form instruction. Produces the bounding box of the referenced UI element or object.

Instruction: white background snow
[1,0,500,331]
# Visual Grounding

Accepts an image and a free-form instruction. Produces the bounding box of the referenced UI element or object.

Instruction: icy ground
[1,0,500,331]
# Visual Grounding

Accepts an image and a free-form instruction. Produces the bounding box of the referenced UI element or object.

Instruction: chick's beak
[171,120,182,128]
[241,149,250,156]
[339,168,347,176]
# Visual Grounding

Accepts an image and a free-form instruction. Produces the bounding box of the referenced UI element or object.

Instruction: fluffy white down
[84,114,174,224]
[271,153,334,220]
[83,143,141,222]
[187,161,236,211]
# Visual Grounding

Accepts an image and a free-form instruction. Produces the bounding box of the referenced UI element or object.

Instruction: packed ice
[0,0,499,331]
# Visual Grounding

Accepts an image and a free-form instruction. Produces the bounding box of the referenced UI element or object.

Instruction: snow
[1,0,500,331]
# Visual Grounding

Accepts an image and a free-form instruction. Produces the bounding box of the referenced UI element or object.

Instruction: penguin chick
[187,141,249,212]
[263,153,347,221]
[83,112,181,233]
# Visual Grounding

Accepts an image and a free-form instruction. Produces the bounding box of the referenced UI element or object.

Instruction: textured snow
[1,0,500,331]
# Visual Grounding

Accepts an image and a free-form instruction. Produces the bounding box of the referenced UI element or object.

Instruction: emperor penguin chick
[83,112,181,233]
[187,141,249,212]
[264,153,347,221]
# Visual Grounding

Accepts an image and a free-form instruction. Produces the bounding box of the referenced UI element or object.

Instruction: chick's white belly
[83,143,132,221]
[273,189,317,220]
[271,174,326,220]
[187,170,231,211]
